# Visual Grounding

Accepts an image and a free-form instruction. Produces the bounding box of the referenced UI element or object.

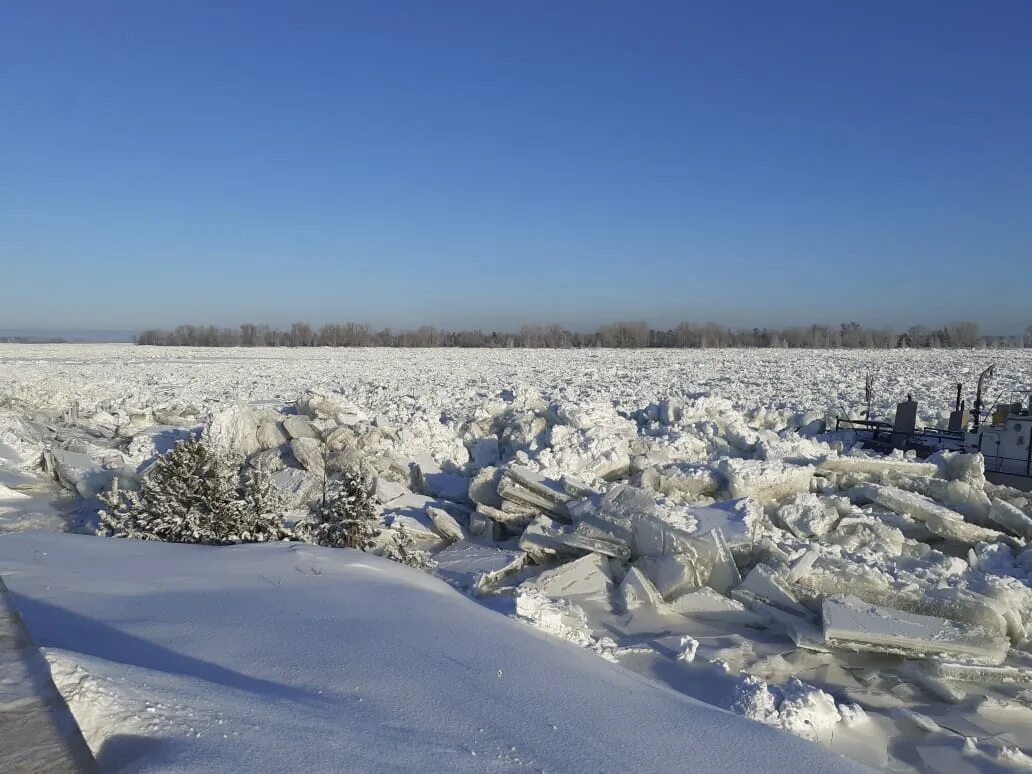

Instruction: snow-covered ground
[0,532,865,773]
[4,343,1032,772]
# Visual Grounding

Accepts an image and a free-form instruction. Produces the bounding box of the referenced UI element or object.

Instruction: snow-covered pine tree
[99,437,282,544]
[238,456,287,542]
[301,466,380,549]
[382,523,437,571]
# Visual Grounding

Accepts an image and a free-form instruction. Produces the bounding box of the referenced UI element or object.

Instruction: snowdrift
[0,533,864,773]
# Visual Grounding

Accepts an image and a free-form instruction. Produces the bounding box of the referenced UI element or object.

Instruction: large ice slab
[527,552,613,600]
[987,498,1032,540]
[822,594,1009,664]
[850,484,965,524]
[818,456,939,478]
[716,458,814,501]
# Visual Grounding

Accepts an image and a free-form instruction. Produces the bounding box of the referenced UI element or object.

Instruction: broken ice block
[822,594,1008,664]
[527,552,613,600]
[564,526,631,559]
[205,403,260,456]
[926,660,1032,685]
[433,541,525,594]
[476,502,535,530]
[735,564,808,616]
[923,510,1008,546]
[776,493,840,539]
[426,505,466,543]
[468,466,503,509]
[716,458,814,502]
[497,466,574,517]
[695,528,742,595]
[42,448,129,499]
[668,587,768,626]
[818,456,939,478]
[850,484,965,524]
[282,415,321,440]
[571,484,697,559]
[988,498,1032,540]
[617,567,664,610]
[634,554,703,600]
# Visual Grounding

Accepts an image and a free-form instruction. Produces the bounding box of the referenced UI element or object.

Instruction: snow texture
[0,533,863,773]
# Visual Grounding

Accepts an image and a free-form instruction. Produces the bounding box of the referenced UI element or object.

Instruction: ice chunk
[691,497,765,549]
[497,466,574,517]
[650,462,721,501]
[988,498,1032,540]
[851,484,966,524]
[927,661,1032,685]
[696,528,741,594]
[658,398,683,426]
[41,448,129,498]
[471,436,500,468]
[736,564,809,616]
[297,388,366,424]
[716,458,813,502]
[822,594,1009,664]
[426,505,466,543]
[527,552,613,600]
[205,403,260,456]
[513,588,613,657]
[270,467,320,505]
[617,566,664,610]
[776,493,839,538]
[573,484,698,559]
[818,456,939,478]
[517,516,584,563]
[289,437,325,476]
[931,451,987,488]
[898,662,966,703]
[467,465,503,509]
[785,545,821,584]
[374,477,409,504]
[282,415,321,441]
[677,635,699,663]
[564,525,631,559]
[923,510,1008,546]
[476,502,533,530]
[0,483,65,532]
[407,456,470,505]
[434,541,526,594]
[256,420,289,450]
[467,508,500,540]
[668,587,768,626]
[635,555,703,600]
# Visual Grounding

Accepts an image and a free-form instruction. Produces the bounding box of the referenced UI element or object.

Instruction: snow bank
[0,533,863,773]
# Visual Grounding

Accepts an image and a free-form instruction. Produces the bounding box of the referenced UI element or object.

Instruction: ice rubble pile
[11,385,1032,743]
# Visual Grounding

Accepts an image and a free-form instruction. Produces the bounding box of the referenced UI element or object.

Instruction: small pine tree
[237,456,288,542]
[300,466,381,550]
[99,437,283,544]
[382,523,437,571]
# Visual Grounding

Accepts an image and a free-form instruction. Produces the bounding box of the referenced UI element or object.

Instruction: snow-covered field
[4,343,1032,773]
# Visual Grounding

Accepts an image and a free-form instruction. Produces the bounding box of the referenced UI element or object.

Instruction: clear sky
[2,1,1030,334]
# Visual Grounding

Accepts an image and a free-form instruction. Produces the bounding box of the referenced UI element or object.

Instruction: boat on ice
[837,365,1032,491]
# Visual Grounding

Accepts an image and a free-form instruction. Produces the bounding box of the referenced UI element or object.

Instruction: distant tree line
[0,336,67,343]
[134,320,1032,349]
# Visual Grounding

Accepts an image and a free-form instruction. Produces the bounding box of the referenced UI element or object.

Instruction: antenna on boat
[973,364,995,430]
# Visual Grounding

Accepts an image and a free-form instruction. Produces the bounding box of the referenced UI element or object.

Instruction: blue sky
[2,1,1030,334]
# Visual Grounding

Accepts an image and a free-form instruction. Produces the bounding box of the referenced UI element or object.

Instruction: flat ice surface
[0,532,865,773]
